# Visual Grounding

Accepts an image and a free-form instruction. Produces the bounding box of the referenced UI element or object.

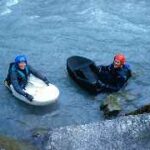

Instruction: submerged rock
[31,128,50,150]
[32,128,49,139]
[100,94,121,117]
[126,104,150,116]
[47,114,150,150]
[118,91,138,101]
[0,135,37,150]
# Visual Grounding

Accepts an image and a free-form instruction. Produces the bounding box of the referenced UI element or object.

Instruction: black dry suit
[98,63,132,92]
[6,63,49,97]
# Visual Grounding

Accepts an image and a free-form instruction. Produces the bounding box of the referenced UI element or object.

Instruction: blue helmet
[15,55,27,64]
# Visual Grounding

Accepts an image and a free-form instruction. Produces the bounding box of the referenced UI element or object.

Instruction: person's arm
[28,65,49,84]
[97,64,112,72]
[127,66,132,79]
[10,70,27,96]
[100,76,127,92]
[10,69,33,101]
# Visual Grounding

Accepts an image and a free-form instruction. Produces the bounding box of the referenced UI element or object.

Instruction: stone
[46,114,150,150]
[0,135,36,150]
[100,94,121,117]
[126,104,150,116]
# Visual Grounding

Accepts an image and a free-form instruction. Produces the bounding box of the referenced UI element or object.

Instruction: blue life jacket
[7,63,30,86]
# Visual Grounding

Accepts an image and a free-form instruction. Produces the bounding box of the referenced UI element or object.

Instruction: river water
[0,0,150,148]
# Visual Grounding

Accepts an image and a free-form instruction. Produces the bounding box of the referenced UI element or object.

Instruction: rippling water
[0,0,150,146]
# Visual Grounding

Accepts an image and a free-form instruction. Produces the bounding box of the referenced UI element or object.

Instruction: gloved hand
[97,65,102,72]
[99,67,102,72]
[45,80,50,86]
[100,83,106,88]
[25,93,33,102]
[96,80,106,89]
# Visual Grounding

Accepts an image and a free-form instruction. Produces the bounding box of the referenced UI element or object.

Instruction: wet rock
[0,135,37,150]
[100,94,121,117]
[126,104,150,116]
[32,128,49,139]
[119,92,138,101]
[31,128,49,150]
[47,114,150,150]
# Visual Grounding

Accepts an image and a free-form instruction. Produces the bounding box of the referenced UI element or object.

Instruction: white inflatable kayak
[5,75,59,106]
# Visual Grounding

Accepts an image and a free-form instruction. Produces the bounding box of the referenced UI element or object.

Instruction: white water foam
[6,0,20,7]
[1,8,12,16]
[0,0,21,16]
[92,8,147,33]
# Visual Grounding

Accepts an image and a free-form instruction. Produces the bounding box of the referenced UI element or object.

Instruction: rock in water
[47,114,150,150]
[126,104,150,116]
[0,135,36,150]
[100,94,121,117]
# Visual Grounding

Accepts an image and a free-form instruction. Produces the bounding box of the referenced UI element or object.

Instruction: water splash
[0,0,21,16]
[6,0,20,7]
[1,8,11,16]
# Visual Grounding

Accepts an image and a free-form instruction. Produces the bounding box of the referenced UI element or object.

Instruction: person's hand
[96,80,106,89]
[99,67,102,72]
[45,80,50,86]
[97,65,102,72]
[25,93,33,102]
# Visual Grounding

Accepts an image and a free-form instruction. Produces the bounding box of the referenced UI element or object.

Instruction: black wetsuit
[98,63,132,92]
[5,63,49,97]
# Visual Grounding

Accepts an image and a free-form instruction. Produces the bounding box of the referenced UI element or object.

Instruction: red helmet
[114,54,126,65]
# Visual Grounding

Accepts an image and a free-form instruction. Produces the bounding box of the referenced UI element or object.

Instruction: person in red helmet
[113,54,126,68]
[97,54,132,92]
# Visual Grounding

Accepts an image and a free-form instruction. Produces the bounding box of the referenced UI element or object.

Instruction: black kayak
[67,56,102,94]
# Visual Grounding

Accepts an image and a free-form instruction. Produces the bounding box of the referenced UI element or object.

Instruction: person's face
[18,62,26,70]
[113,59,122,68]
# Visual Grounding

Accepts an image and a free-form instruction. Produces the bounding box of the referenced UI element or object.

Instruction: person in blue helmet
[97,54,132,92]
[4,55,50,101]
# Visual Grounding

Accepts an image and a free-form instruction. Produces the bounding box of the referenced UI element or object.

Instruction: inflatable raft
[5,75,59,106]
